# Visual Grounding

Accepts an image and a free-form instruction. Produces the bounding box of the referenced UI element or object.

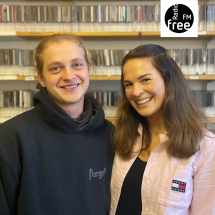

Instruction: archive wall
[0,0,215,131]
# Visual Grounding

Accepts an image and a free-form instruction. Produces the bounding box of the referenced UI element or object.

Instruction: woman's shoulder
[198,130,215,155]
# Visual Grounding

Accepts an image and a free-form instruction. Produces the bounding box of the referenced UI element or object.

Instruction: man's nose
[62,67,76,80]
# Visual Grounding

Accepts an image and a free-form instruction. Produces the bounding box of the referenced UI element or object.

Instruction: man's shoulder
[103,118,115,130]
[104,118,114,126]
[0,111,36,174]
[0,108,36,133]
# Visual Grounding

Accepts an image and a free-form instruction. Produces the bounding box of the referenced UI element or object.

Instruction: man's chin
[63,97,85,106]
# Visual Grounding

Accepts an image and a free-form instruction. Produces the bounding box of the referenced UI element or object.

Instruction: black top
[116,157,147,215]
[0,83,114,215]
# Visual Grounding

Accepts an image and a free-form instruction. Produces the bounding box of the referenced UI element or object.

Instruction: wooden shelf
[0,76,120,81]
[106,118,115,123]
[0,118,10,123]
[90,75,215,81]
[24,0,161,1]
[0,76,38,81]
[25,0,208,1]
[0,75,215,81]
[17,76,37,81]
[16,31,215,41]
[92,75,215,80]
[16,32,140,41]
[90,76,121,80]
[139,31,215,40]
[25,0,72,2]
[79,0,207,2]
[184,75,215,80]
[76,0,159,2]
[0,75,18,80]
[75,31,140,40]
[209,118,215,123]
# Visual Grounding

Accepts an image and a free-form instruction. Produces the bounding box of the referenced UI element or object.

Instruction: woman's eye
[142,78,150,82]
[125,83,132,87]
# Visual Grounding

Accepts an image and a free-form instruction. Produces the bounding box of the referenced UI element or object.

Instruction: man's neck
[56,102,84,119]
[67,106,84,119]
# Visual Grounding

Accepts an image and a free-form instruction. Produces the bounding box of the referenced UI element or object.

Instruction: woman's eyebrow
[124,74,152,83]
[137,74,152,80]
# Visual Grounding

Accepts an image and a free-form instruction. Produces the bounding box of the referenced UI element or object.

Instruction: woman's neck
[146,110,166,132]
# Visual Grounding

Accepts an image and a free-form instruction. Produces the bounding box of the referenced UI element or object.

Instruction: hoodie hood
[33,83,105,133]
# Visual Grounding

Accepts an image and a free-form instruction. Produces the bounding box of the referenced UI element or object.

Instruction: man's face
[38,41,90,117]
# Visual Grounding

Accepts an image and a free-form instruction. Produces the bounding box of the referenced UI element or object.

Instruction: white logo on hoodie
[89,168,107,180]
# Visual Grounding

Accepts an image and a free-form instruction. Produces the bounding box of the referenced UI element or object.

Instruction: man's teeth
[137,98,151,104]
[64,84,78,89]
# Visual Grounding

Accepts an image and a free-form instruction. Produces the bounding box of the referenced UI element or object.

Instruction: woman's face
[123,58,165,118]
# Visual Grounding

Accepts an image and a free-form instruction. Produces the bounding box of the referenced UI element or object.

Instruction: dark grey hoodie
[0,84,114,215]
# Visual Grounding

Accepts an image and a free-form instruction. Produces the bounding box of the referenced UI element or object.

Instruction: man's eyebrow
[47,61,61,68]
[70,57,85,62]
[123,74,152,83]
[47,58,85,68]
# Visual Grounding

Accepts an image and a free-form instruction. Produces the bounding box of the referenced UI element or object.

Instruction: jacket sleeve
[0,155,21,215]
[190,138,215,214]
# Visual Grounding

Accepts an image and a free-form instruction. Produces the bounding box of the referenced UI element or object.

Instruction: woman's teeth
[137,98,152,104]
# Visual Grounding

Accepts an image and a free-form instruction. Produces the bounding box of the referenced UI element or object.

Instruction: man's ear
[38,73,45,87]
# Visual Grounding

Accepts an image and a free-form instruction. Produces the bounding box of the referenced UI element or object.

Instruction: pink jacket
[110,128,215,215]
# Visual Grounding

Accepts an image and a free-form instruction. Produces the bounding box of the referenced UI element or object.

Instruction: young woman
[110,44,215,215]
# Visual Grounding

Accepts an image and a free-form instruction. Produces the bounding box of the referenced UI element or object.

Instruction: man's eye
[74,63,82,67]
[51,67,60,71]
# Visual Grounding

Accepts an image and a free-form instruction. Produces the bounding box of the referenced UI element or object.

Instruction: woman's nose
[132,84,144,97]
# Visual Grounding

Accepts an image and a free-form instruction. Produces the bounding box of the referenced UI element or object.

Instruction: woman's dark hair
[113,44,208,159]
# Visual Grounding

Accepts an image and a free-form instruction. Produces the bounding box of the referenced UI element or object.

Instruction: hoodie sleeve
[0,155,20,215]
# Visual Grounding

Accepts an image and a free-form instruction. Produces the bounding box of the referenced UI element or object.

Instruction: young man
[0,34,114,215]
